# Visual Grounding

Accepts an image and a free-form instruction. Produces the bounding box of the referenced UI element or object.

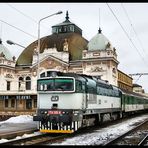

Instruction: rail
[103,119,148,145]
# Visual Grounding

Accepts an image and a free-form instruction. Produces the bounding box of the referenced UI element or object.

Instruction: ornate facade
[0,11,134,117]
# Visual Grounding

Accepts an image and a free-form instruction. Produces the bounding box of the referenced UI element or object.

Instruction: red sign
[48,110,61,115]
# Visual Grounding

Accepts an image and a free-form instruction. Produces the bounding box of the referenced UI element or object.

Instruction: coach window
[26,76,31,90]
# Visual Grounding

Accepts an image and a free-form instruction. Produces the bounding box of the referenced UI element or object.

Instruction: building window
[19,77,23,90]
[26,76,31,90]
[34,99,37,108]
[7,81,11,91]
[5,99,8,107]
[69,25,74,32]
[52,27,58,34]
[58,27,62,32]
[20,99,23,104]
[112,68,116,74]
[26,99,32,109]
[62,26,67,32]
[11,99,15,108]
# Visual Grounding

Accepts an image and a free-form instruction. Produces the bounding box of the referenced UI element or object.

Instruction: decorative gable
[32,55,69,74]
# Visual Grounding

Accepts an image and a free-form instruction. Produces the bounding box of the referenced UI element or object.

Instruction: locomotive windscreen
[37,78,74,92]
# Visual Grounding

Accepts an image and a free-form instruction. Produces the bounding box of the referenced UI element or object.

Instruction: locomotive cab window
[55,79,74,91]
[37,78,74,92]
[75,80,83,92]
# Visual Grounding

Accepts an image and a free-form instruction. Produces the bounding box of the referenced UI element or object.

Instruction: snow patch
[51,115,148,145]
[0,115,33,124]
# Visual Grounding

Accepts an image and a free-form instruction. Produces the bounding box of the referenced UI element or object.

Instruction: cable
[106,3,148,68]
[121,3,148,58]
[6,3,38,24]
[135,74,142,83]
[6,3,52,31]
[0,20,37,39]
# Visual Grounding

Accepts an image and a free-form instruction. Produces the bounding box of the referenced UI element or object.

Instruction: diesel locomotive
[33,70,148,133]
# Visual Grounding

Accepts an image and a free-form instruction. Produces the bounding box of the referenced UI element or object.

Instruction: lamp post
[37,11,63,79]
[6,40,25,48]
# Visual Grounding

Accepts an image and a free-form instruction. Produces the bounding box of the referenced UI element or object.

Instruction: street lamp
[6,40,25,48]
[37,11,63,79]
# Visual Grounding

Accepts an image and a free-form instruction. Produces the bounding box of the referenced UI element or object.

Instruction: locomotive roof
[40,71,117,90]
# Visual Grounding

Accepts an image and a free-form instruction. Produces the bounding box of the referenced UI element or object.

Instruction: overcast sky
[0,3,148,92]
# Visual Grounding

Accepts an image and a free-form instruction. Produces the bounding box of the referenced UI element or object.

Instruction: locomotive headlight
[44,111,48,114]
[41,111,44,114]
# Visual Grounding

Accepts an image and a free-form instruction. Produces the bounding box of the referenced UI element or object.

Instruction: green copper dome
[87,28,111,51]
[16,11,88,65]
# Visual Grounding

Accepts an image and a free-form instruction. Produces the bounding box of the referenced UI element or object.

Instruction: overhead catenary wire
[106,3,148,68]
[6,3,54,32]
[0,19,37,39]
[6,3,38,24]
[121,3,148,83]
[121,3,148,58]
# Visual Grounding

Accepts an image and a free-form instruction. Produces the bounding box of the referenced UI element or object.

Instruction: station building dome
[16,11,88,66]
[0,39,13,60]
[87,28,113,51]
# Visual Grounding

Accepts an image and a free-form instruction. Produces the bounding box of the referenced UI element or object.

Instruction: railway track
[0,133,69,145]
[138,134,148,146]
[0,128,37,140]
[103,119,148,145]
[1,113,148,145]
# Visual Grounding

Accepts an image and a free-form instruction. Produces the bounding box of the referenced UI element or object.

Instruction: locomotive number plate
[48,110,61,115]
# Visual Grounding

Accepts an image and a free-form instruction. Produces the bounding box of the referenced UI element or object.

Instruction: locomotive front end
[33,75,83,133]
[34,109,75,133]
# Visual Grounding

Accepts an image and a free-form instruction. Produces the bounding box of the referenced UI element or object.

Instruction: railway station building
[0,11,142,118]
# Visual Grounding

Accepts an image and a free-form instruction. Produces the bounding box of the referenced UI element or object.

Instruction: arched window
[26,76,31,90]
[19,77,23,90]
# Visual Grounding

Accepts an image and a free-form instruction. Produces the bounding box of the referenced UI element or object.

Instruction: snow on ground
[0,115,38,144]
[51,114,148,145]
[0,115,33,125]
[0,114,148,145]
[0,131,41,144]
